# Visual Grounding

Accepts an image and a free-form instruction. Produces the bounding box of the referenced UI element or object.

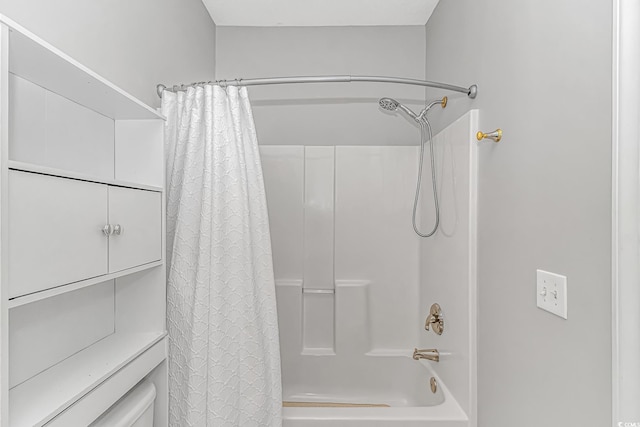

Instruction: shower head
[379,97,399,111]
[378,97,418,120]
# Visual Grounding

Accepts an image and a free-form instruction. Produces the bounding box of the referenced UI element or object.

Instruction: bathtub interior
[282,355,445,407]
[281,357,469,427]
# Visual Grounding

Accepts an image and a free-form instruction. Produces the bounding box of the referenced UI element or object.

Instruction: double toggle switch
[102,224,124,236]
[536,269,568,319]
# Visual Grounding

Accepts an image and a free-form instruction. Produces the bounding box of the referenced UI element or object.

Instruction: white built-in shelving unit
[0,16,168,427]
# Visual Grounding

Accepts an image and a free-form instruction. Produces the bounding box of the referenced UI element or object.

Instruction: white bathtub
[282,355,469,427]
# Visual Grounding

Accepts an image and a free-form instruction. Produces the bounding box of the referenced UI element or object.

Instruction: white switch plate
[536,269,567,319]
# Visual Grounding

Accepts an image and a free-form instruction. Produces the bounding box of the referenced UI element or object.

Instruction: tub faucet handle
[425,303,444,335]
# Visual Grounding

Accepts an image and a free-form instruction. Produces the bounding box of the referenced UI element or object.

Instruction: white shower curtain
[162,85,282,427]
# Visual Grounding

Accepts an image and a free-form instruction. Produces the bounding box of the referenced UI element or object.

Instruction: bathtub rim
[282,359,468,422]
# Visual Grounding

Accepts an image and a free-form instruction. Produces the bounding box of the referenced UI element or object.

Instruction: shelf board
[9,331,167,427]
[8,260,163,309]
[0,15,164,121]
[8,161,163,193]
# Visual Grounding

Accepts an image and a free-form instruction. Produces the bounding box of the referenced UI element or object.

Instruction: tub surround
[261,111,479,425]
[419,111,478,422]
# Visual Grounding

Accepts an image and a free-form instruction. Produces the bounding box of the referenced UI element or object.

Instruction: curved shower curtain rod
[156,75,478,99]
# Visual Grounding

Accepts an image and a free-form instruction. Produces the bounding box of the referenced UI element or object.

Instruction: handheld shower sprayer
[378,97,446,124]
[378,97,418,120]
[378,96,447,237]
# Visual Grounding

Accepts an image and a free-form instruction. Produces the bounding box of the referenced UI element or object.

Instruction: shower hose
[412,117,439,237]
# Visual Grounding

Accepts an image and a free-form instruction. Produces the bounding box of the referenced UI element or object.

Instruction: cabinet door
[9,171,109,298]
[108,186,162,273]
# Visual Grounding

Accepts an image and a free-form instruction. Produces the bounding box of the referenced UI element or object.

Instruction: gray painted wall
[0,0,216,107]
[215,26,425,146]
[424,1,612,426]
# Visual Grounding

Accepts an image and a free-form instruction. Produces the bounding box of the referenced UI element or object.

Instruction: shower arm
[157,75,478,99]
[417,97,448,122]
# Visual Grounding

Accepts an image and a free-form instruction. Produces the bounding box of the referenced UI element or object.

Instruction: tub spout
[413,348,439,362]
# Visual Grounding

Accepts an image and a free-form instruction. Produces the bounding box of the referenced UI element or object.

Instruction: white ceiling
[203,0,440,27]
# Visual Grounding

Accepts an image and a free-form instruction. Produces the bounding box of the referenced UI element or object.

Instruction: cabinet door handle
[113,224,123,235]
[102,224,113,236]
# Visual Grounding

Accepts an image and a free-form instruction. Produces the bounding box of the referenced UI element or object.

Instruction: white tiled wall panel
[262,145,420,353]
[303,146,335,290]
[335,146,420,350]
[260,146,304,280]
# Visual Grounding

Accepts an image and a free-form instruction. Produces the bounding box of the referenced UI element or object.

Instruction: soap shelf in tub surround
[0,15,168,427]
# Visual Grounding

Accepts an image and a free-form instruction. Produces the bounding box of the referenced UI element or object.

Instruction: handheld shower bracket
[417,97,447,123]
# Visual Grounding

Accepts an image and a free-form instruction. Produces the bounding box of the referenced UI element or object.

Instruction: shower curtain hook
[156,84,166,98]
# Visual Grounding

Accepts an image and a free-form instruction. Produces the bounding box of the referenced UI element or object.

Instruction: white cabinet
[8,171,162,298]
[8,171,108,298]
[0,17,168,427]
[108,186,162,273]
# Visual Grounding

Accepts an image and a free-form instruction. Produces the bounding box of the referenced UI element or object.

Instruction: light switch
[536,269,567,319]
